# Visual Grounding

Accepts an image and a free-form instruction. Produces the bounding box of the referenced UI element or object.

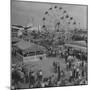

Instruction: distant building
[12,27,19,38]
[11,26,20,44]
[15,40,46,63]
[11,25,24,43]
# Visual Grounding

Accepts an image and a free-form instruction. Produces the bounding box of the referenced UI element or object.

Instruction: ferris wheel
[42,5,80,32]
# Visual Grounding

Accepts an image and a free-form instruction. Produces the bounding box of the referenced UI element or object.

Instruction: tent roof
[65,43,87,52]
[69,41,86,47]
[16,40,46,52]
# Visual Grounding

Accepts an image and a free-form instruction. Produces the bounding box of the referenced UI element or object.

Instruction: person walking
[29,70,35,88]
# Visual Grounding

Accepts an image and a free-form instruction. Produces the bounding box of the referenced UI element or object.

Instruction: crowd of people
[11,46,88,90]
[58,47,88,85]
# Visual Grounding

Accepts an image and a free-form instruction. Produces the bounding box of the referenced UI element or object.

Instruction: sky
[11,0,88,29]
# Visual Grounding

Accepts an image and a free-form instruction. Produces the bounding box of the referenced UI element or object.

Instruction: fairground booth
[15,40,46,63]
[64,41,87,53]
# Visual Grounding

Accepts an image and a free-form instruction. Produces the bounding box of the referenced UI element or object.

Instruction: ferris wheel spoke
[41,5,80,32]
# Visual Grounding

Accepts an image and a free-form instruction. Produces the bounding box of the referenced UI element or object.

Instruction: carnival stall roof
[16,40,46,52]
[69,41,87,47]
[65,44,87,52]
